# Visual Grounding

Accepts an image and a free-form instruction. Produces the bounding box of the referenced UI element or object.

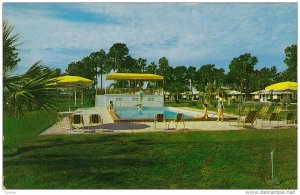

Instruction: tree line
[66,43,297,98]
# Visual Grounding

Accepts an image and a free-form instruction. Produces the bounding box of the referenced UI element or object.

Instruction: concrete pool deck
[40,106,296,135]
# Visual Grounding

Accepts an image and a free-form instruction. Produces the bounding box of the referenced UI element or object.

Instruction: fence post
[271,149,275,185]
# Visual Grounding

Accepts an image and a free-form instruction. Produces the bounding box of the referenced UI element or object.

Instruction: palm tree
[89,50,108,90]
[3,20,20,76]
[3,21,58,117]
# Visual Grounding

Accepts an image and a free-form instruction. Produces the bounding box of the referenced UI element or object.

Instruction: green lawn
[3,101,297,189]
[3,128,297,189]
[3,110,57,148]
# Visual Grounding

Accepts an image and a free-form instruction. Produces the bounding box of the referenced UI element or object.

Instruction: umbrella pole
[68,92,70,112]
[74,90,77,106]
[286,90,288,108]
[81,90,84,106]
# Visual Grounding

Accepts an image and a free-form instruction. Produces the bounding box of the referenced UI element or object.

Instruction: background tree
[186,66,197,93]
[66,60,95,81]
[136,58,147,73]
[107,43,129,72]
[123,55,136,73]
[195,64,225,92]
[145,62,158,89]
[227,53,258,98]
[204,82,218,107]
[89,49,108,90]
[53,68,62,77]
[282,44,297,81]
[157,57,173,91]
[146,62,158,74]
[249,66,278,92]
[169,66,189,99]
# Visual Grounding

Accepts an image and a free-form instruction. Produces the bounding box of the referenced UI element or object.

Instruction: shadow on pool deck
[103,123,151,130]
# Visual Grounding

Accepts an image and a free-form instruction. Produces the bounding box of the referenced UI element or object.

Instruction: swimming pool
[115,107,194,119]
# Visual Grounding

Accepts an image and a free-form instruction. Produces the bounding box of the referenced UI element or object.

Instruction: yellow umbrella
[106,73,163,80]
[265,81,297,91]
[55,75,93,88]
[53,76,93,107]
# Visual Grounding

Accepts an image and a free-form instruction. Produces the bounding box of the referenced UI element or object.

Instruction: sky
[2,2,298,74]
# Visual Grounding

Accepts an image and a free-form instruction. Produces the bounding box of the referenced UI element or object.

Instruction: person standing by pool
[139,88,143,104]
[217,94,224,122]
[203,103,208,120]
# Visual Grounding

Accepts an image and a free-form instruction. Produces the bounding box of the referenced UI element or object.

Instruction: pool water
[115,107,194,119]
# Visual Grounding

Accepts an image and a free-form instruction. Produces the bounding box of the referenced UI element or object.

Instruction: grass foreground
[3,128,297,189]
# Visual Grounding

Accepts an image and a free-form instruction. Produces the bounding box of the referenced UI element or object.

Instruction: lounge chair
[89,114,103,132]
[169,113,186,130]
[71,114,84,133]
[237,106,251,119]
[154,114,167,130]
[261,106,282,127]
[255,105,270,124]
[230,110,258,127]
[280,112,296,127]
[257,106,270,119]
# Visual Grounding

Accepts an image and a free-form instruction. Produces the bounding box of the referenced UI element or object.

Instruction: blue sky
[3,2,297,74]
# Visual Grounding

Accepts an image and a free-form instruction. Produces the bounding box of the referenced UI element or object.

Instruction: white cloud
[3,3,297,73]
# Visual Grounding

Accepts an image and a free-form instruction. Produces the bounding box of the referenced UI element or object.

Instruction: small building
[181,88,201,100]
[226,90,246,101]
[250,90,295,103]
[95,73,164,107]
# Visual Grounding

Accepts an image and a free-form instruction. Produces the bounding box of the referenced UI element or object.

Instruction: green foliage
[107,43,130,72]
[136,58,147,73]
[146,62,158,74]
[4,62,59,117]
[157,57,169,76]
[195,64,225,92]
[66,59,96,81]
[157,57,173,90]
[89,49,108,89]
[65,42,294,99]
[282,44,297,81]
[187,66,197,82]
[204,82,218,106]
[249,66,279,92]
[167,66,190,97]
[228,53,258,94]
[3,20,21,76]
[3,21,60,118]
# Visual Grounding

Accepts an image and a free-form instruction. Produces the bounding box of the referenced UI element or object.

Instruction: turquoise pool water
[115,107,193,119]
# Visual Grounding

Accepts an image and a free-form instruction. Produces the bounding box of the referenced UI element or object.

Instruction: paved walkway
[40,107,296,135]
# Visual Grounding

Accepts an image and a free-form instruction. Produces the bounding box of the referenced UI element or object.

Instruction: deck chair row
[71,114,104,133]
[154,113,185,130]
[231,106,296,127]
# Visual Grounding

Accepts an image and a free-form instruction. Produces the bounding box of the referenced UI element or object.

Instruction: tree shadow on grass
[3,144,165,189]
[3,135,121,158]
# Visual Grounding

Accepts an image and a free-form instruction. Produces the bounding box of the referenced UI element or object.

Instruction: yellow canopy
[265,81,297,91]
[106,73,163,80]
[54,75,93,88]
